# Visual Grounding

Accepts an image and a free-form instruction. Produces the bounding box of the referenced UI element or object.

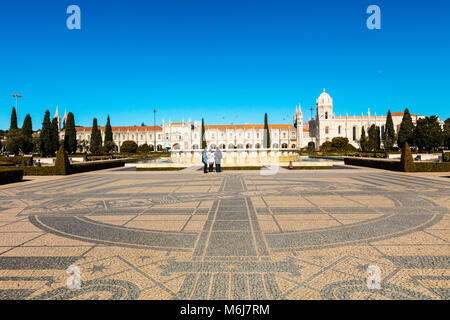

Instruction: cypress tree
[263,113,271,149]
[21,114,33,154]
[201,118,207,149]
[359,127,367,151]
[39,110,52,156]
[64,112,77,154]
[397,108,415,148]
[90,118,102,154]
[50,117,60,154]
[383,110,395,150]
[10,107,18,131]
[104,115,114,152]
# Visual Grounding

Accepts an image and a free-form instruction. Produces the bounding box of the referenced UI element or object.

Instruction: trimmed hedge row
[0,168,24,185]
[344,158,402,171]
[71,160,125,174]
[414,162,450,172]
[23,160,125,176]
[344,157,450,172]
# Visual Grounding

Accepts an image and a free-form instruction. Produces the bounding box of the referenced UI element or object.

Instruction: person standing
[201,149,208,174]
[207,149,215,172]
[214,147,223,173]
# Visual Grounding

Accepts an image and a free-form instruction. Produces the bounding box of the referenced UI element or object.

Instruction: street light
[12,93,22,122]
[153,109,156,152]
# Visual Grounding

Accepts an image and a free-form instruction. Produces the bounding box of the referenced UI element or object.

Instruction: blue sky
[1,0,449,130]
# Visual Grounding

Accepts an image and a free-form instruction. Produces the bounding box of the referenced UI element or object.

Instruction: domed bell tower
[316,89,334,120]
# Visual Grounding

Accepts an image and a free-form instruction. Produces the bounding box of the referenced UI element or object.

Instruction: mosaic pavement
[0,167,449,300]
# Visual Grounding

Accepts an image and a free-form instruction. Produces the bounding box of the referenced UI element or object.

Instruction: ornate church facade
[58,89,430,152]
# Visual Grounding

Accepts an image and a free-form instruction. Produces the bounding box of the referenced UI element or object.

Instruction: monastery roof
[69,126,163,132]
[390,112,421,117]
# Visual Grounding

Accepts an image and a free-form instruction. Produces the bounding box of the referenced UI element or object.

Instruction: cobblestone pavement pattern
[0,167,449,300]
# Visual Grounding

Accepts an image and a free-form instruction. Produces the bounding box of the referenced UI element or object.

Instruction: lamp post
[12,93,22,122]
[153,109,156,152]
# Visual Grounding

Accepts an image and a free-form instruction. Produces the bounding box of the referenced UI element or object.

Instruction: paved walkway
[0,168,449,300]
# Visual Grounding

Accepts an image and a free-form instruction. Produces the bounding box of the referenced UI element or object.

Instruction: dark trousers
[216,164,221,173]
[209,163,214,172]
[203,162,208,173]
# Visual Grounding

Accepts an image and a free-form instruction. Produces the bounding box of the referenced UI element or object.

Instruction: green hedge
[344,158,402,171]
[344,158,450,172]
[136,167,186,171]
[1,156,34,166]
[0,168,24,185]
[414,162,450,172]
[70,160,125,174]
[23,160,125,176]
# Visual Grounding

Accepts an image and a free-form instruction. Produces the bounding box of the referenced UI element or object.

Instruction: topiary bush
[120,141,138,154]
[400,142,416,172]
[54,145,71,175]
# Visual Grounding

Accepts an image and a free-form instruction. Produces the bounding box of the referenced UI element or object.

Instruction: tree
[400,142,416,172]
[10,107,18,131]
[383,110,396,150]
[137,143,151,153]
[368,124,381,150]
[5,130,22,155]
[50,117,60,154]
[320,141,333,153]
[104,116,114,153]
[21,114,33,154]
[90,118,102,154]
[39,110,52,156]
[121,140,138,153]
[263,113,271,149]
[359,127,368,151]
[414,116,443,152]
[444,118,450,149]
[201,118,207,149]
[64,112,77,154]
[331,137,349,153]
[397,108,415,148]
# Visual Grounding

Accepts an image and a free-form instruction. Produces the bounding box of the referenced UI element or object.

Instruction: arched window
[219,144,226,149]
[237,144,244,149]
[192,144,199,150]
[291,144,296,149]
[173,143,181,150]
[338,126,341,134]
[353,127,357,141]
[281,143,288,149]
[325,127,329,134]
[325,112,328,119]
[246,144,252,149]
[255,143,261,149]
[272,143,279,149]
[228,144,235,149]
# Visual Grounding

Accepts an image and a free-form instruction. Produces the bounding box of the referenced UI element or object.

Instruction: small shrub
[121,141,138,154]
[400,142,416,172]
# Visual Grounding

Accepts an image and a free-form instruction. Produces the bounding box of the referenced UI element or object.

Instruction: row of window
[321,125,387,141]
[187,143,295,150]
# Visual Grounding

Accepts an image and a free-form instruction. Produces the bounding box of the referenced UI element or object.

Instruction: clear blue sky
[1,0,449,130]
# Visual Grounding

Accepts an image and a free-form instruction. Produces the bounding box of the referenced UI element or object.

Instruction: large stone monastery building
[58,89,431,152]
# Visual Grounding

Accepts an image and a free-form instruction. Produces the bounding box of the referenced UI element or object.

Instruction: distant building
[58,89,442,152]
